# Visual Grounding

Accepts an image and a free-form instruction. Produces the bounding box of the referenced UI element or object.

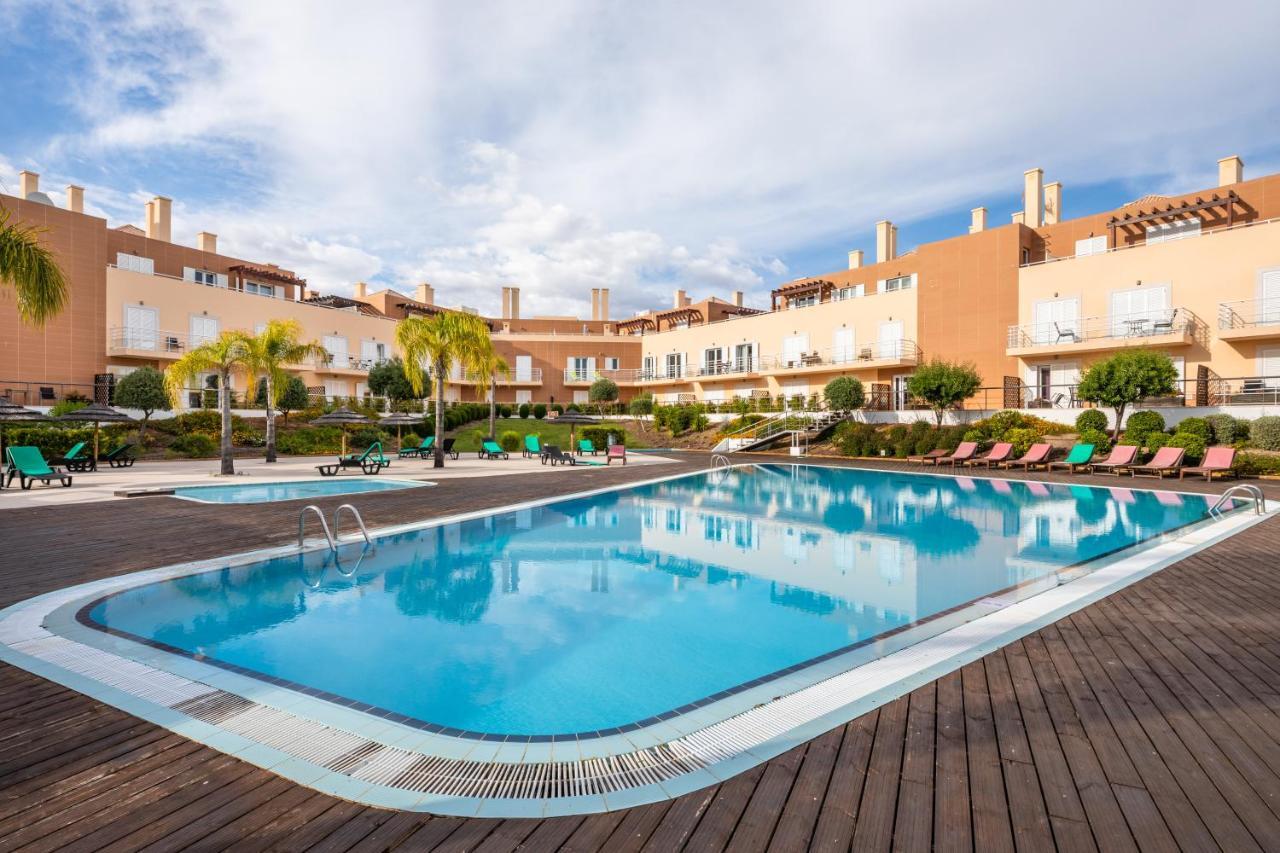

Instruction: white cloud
[7,1,1280,316]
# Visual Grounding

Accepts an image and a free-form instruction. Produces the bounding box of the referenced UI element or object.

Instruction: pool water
[171,478,426,504]
[88,465,1212,736]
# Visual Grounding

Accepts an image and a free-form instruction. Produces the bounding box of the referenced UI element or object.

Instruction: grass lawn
[445,418,651,452]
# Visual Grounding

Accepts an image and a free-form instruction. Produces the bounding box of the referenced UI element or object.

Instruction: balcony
[108,327,204,359]
[311,353,389,374]
[451,368,543,385]
[1218,299,1280,341]
[564,367,682,385]
[759,340,921,375]
[1006,309,1198,357]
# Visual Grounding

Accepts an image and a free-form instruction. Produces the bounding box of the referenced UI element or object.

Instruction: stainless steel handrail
[333,503,372,545]
[1209,484,1266,517]
[298,505,337,550]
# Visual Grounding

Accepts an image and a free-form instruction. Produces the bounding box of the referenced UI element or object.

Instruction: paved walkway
[1,455,1278,851]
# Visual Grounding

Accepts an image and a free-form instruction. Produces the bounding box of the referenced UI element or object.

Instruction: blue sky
[2,1,1279,318]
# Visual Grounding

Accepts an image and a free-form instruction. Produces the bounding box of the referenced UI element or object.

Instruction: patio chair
[1179,446,1237,481]
[541,444,576,466]
[1129,447,1186,479]
[1002,443,1052,470]
[937,441,978,467]
[606,444,627,465]
[1053,322,1080,343]
[5,446,73,489]
[479,439,509,460]
[103,443,136,468]
[1088,444,1139,476]
[577,439,599,456]
[966,442,1014,468]
[49,441,93,472]
[907,448,949,466]
[398,435,434,458]
[1046,443,1096,474]
[523,435,543,458]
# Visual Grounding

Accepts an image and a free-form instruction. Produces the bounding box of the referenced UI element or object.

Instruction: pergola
[227,263,307,296]
[615,317,656,335]
[770,279,835,310]
[305,294,383,316]
[1107,190,1240,248]
[655,307,704,330]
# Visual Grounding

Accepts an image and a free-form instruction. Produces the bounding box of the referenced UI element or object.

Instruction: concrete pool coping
[0,462,1271,816]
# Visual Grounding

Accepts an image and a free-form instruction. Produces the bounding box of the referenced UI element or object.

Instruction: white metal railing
[451,368,543,384]
[1007,309,1195,348]
[758,339,921,370]
[1219,298,1280,330]
[108,327,212,354]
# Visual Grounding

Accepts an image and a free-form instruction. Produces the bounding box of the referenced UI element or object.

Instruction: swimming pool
[89,465,1212,735]
[5,463,1258,814]
[171,478,427,504]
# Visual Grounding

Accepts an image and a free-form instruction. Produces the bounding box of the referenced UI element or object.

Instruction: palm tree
[396,311,494,468]
[0,207,69,325]
[471,350,510,439]
[165,332,252,475]
[235,320,326,463]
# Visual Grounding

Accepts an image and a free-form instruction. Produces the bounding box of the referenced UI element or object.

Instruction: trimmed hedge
[1075,409,1108,433]
[581,426,625,447]
[1123,410,1165,445]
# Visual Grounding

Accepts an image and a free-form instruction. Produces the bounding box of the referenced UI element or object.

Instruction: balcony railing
[1006,309,1195,349]
[108,327,213,355]
[452,368,543,384]
[759,340,921,371]
[1219,298,1280,330]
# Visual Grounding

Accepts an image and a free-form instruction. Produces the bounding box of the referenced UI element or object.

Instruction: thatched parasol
[58,402,136,469]
[380,411,426,451]
[312,407,374,456]
[549,411,599,454]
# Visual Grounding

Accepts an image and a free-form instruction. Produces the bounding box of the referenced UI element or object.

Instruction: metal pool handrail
[334,504,372,545]
[298,505,336,550]
[1209,484,1266,517]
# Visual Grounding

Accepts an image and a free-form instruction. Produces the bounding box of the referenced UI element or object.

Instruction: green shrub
[914,435,936,454]
[1003,428,1041,456]
[233,425,265,447]
[498,404,513,418]
[887,424,909,444]
[518,403,531,419]
[402,431,422,449]
[581,426,625,447]
[629,394,654,416]
[1143,431,1170,453]
[533,403,547,419]
[1204,414,1246,445]
[48,399,89,417]
[168,432,218,457]
[275,427,344,455]
[1173,416,1211,443]
[3,425,112,458]
[823,376,865,412]
[1122,410,1165,445]
[894,439,912,458]
[719,414,764,434]
[1233,452,1280,476]
[1075,410,1108,434]
[835,422,879,457]
[498,430,522,452]
[175,410,225,435]
[1078,428,1111,450]
[1166,431,1207,464]
[962,429,985,444]
[1252,416,1280,451]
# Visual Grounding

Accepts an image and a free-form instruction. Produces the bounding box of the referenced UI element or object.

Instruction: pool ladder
[1208,484,1266,518]
[298,503,373,551]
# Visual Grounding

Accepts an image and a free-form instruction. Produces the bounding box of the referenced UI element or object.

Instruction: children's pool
[171,478,426,504]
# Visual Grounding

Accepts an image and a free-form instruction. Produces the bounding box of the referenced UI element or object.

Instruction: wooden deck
[1,455,1279,851]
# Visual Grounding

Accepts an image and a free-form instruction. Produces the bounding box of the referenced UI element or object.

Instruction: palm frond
[0,207,69,325]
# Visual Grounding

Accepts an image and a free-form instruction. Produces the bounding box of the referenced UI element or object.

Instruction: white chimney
[1218,155,1244,186]
[875,220,896,263]
[590,288,601,320]
[66,185,84,213]
[146,196,172,242]
[1044,182,1062,225]
[1023,168,1043,227]
[18,171,38,199]
[196,232,217,253]
[732,290,744,307]
[600,288,609,320]
[1011,211,1026,225]
[353,281,367,299]
[969,207,987,233]
[502,286,520,320]
[847,249,863,269]
[415,283,435,305]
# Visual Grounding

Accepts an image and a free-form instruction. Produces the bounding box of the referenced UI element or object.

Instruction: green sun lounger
[1045,443,1096,473]
[577,439,598,455]
[50,441,94,471]
[479,439,509,460]
[398,435,434,458]
[318,442,389,476]
[5,446,73,489]
[523,435,543,458]
[103,443,136,468]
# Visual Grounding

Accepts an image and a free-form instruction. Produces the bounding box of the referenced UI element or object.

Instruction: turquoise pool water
[171,478,426,504]
[87,465,1212,737]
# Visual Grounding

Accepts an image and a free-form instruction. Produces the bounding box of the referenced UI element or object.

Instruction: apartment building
[615,156,1280,413]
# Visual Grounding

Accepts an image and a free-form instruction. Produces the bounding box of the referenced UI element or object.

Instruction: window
[835,284,865,301]
[1074,236,1107,257]
[360,340,387,366]
[515,389,532,404]
[833,328,855,363]
[123,305,158,350]
[324,380,349,398]
[568,357,590,381]
[115,253,155,275]
[878,322,904,359]
[1258,268,1280,325]
[882,274,915,292]
[702,347,724,375]
[1110,285,1170,337]
[1259,348,1280,389]
[603,356,620,371]
[515,355,532,382]
[190,315,218,346]
[642,355,655,379]
[186,268,224,287]
[733,343,755,372]
[788,294,817,308]
[1146,218,1201,245]
[1032,297,1080,345]
[781,335,808,367]
[573,390,589,404]
[664,352,684,377]
[323,335,349,367]
[244,281,276,297]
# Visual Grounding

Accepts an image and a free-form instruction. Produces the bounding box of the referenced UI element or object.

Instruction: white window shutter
[587,357,596,376]
[183,267,196,282]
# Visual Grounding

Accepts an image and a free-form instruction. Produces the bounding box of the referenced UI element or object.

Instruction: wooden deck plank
[0,457,1277,851]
